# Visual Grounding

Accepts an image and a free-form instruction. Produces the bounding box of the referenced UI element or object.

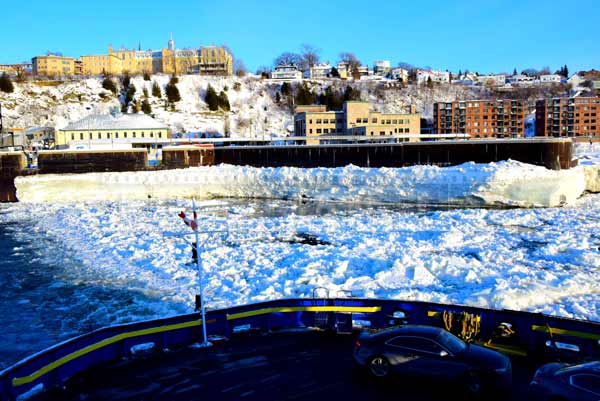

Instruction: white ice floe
[1,194,599,326]
[15,160,588,207]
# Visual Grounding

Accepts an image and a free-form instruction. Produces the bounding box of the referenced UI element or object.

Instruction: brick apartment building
[433,100,525,138]
[535,97,600,137]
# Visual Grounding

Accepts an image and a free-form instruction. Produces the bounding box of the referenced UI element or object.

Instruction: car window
[570,374,600,395]
[438,330,467,353]
[387,336,444,354]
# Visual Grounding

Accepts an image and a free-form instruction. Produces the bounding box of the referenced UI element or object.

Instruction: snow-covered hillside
[0,75,477,136]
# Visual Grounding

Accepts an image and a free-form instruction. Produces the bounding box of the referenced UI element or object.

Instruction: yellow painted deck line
[480,343,528,357]
[227,306,381,321]
[531,325,600,341]
[12,319,212,387]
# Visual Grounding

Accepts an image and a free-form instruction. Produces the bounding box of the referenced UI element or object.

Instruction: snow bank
[15,161,586,207]
[574,142,600,193]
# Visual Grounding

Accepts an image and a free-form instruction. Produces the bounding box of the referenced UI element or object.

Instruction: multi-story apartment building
[309,63,332,79]
[417,69,450,84]
[539,74,563,84]
[32,55,78,76]
[80,36,232,76]
[270,65,303,81]
[535,97,600,137]
[373,60,391,76]
[294,101,421,145]
[391,67,409,82]
[433,99,526,138]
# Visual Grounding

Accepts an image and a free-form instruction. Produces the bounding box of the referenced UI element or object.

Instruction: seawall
[0,139,575,202]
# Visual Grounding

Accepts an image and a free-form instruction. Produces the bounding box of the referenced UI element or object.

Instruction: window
[362,118,368,123]
[309,129,312,134]
[386,120,391,124]
[89,133,92,139]
[141,132,145,138]
[80,133,83,140]
[316,119,322,124]
[323,129,329,134]
[387,336,444,354]
[316,129,322,134]
[150,132,154,138]
[71,133,74,140]
[570,374,600,394]
[158,132,162,138]
[392,119,398,124]
[124,132,128,138]
[309,119,313,124]
[356,118,361,123]
[115,133,119,138]
[97,133,101,139]
[132,132,136,138]
[372,118,377,123]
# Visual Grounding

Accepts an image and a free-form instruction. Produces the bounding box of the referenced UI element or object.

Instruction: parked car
[529,361,600,401]
[353,325,512,394]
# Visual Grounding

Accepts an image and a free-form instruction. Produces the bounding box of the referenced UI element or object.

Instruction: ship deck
[34,329,537,401]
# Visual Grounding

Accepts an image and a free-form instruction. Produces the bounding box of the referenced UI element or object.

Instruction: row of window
[310,118,344,124]
[70,131,164,141]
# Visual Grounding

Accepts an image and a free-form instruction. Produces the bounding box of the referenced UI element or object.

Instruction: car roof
[558,361,600,374]
[372,325,445,339]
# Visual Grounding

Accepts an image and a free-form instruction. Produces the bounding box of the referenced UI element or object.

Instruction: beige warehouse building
[294,101,421,145]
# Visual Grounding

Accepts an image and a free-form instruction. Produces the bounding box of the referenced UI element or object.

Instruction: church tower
[168,33,175,51]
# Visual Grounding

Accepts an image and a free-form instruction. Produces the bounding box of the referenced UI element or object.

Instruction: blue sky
[3,0,599,74]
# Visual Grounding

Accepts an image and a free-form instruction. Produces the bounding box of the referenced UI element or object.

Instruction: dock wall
[213,139,573,170]
[0,139,575,202]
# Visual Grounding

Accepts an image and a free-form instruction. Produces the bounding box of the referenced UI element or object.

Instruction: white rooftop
[61,113,168,131]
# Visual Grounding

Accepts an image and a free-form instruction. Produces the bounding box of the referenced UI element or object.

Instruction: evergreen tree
[165,78,181,104]
[205,84,219,111]
[143,87,149,99]
[141,99,152,114]
[122,73,131,89]
[152,81,161,98]
[124,85,136,106]
[217,91,230,111]
[427,76,433,88]
[275,92,281,103]
[102,77,117,95]
[563,65,569,77]
[330,67,340,78]
[143,72,151,81]
[0,73,14,93]
[513,68,517,75]
[342,85,360,102]
[281,82,291,96]
[295,82,315,105]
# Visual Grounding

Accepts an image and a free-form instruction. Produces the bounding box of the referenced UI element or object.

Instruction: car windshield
[438,330,467,353]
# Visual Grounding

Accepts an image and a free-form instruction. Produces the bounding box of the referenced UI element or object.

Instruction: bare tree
[299,44,320,72]
[273,52,302,68]
[338,52,362,79]
[338,52,361,70]
[234,59,247,77]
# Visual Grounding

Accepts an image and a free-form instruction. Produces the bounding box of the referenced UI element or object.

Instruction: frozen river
[1,195,599,369]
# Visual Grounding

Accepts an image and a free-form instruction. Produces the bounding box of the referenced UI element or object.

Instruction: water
[0,197,599,369]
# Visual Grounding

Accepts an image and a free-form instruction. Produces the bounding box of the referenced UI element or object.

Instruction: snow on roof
[61,114,168,131]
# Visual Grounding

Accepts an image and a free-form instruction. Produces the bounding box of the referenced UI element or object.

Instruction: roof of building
[61,113,168,131]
